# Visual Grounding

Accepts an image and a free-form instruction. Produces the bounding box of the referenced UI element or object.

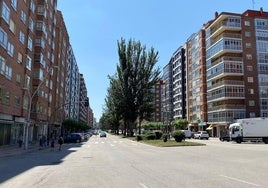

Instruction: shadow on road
[0,142,85,184]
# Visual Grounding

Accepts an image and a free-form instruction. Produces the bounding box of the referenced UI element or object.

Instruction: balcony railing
[207,80,244,90]
[208,104,245,111]
[209,20,241,38]
[207,92,245,101]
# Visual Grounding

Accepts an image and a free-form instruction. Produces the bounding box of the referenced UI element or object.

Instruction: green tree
[171,119,189,130]
[105,38,160,136]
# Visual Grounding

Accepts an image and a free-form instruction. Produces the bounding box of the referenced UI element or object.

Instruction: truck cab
[229,123,242,143]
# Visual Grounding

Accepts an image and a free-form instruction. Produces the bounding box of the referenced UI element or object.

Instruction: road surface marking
[220,175,260,187]
[139,183,148,188]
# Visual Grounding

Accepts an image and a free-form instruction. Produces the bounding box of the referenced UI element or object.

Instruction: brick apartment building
[0,0,92,147]
[164,8,268,137]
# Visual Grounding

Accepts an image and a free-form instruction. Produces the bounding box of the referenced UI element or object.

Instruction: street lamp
[22,65,58,149]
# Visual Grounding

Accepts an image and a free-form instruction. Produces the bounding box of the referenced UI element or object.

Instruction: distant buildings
[163,8,268,137]
[0,0,93,146]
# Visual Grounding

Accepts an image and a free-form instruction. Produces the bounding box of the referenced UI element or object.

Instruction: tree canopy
[100,38,160,134]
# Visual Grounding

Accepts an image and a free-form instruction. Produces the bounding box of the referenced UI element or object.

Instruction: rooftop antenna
[252,0,255,9]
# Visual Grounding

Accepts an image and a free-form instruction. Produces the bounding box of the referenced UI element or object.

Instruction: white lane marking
[110,144,115,147]
[220,175,260,187]
[94,142,98,144]
[139,183,148,188]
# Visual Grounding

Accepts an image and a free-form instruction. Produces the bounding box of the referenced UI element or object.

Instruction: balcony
[207,92,245,101]
[208,104,245,111]
[207,80,244,90]
[207,17,241,39]
[209,33,241,48]
[208,56,242,69]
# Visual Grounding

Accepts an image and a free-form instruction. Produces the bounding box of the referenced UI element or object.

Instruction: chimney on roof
[215,12,218,18]
[260,7,263,15]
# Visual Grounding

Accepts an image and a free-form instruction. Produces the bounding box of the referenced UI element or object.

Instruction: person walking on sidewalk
[18,135,23,148]
[58,136,63,151]
[50,138,55,151]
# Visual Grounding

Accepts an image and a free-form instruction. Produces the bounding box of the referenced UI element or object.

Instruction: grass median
[139,139,205,147]
[120,135,205,147]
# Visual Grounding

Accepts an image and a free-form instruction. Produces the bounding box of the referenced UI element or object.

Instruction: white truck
[229,117,268,144]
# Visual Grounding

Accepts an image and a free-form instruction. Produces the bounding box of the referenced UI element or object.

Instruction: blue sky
[57,0,267,121]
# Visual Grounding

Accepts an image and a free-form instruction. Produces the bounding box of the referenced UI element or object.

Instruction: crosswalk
[89,137,138,147]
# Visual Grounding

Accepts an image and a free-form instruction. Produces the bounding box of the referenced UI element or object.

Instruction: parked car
[219,134,231,142]
[194,131,209,139]
[100,131,106,138]
[64,133,83,143]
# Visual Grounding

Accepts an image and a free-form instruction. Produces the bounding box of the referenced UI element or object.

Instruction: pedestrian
[39,136,43,148]
[42,135,46,147]
[50,138,55,151]
[18,135,23,148]
[58,136,63,151]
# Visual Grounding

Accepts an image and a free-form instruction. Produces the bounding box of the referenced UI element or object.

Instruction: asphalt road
[0,134,268,188]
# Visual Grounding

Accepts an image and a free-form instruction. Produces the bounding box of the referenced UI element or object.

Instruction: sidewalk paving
[0,143,49,158]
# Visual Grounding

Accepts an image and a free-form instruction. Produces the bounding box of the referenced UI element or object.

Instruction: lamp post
[22,65,58,149]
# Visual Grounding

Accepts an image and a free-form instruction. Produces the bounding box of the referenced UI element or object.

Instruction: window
[26,56,32,70]
[0,27,8,49]
[249,100,255,106]
[30,0,35,13]
[245,31,251,37]
[0,56,6,75]
[21,10,27,24]
[14,96,20,107]
[249,112,256,118]
[5,66,12,80]
[18,52,23,64]
[19,31,25,44]
[248,89,254,94]
[247,65,253,71]
[248,77,254,83]
[29,18,34,32]
[27,37,32,51]
[7,42,14,57]
[9,19,16,33]
[246,54,252,60]
[16,74,21,86]
[246,43,252,48]
[25,75,30,88]
[245,21,250,26]
[1,2,10,24]
[11,0,18,10]
[1,90,10,105]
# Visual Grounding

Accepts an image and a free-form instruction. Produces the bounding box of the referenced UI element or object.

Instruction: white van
[183,130,192,139]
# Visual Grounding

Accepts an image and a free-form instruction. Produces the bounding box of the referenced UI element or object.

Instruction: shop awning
[206,124,215,130]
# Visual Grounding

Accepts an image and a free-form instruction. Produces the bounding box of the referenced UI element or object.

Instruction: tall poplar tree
[106,38,160,135]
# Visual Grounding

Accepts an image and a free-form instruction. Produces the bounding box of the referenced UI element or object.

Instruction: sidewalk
[0,143,48,158]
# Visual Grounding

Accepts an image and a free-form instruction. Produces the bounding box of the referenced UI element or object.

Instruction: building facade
[186,30,207,131]
[171,46,187,120]
[0,1,91,147]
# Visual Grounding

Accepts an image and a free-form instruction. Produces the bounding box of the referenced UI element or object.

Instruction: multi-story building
[30,0,59,141]
[186,30,207,131]
[65,46,80,121]
[205,8,268,136]
[171,46,187,120]
[49,10,69,137]
[79,74,88,123]
[0,1,91,147]
[151,80,164,122]
[0,0,35,146]
[162,62,173,131]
